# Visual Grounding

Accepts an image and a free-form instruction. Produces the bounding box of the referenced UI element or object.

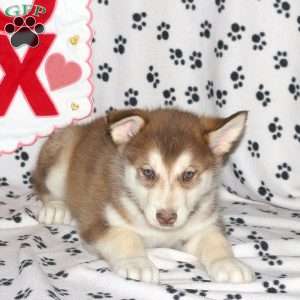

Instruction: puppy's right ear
[107,109,147,145]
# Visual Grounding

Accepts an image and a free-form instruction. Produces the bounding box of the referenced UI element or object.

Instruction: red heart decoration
[45,53,82,91]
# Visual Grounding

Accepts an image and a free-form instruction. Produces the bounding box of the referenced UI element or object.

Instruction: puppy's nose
[156,209,177,226]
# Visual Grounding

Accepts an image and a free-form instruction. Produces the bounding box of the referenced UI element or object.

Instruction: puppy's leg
[184,225,254,283]
[93,227,159,283]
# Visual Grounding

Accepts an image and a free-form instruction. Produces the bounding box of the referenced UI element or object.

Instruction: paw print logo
[247,140,260,158]
[214,39,229,58]
[22,172,33,189]
[18,259,33,274]
[252,32,267,50]
[66,247,82,256]
[189,51,202,69]
[275,163,292,180]
[288,77,300,100]
[185,86,200,104]
[215,0,226,13]
[191,275,210,282]
[230,66,245,89]
[177,261,195,272]
[40,256,56,266]
[169,48,185,65]
[132,12,147,31]
[254,239,283,266]
[263,280,286,293]
[0,177,9,187]
[14,147,29,168]
[293,124,300,143]
[87,292,112,299]
[157,22,170,40]
[233,163,245,184]
[273,51,288,69]
[224,294,242,300]
[6,191,20,199]
[165,285,186,300]
[48,270,69,280]
[113,35,127,55]
[97,63,112,82]
[227,23,246,41]
[146,65,160,88]
[163,88,176,106]
[33,235,46,249]
[258,181,274,201]
[5,16,44,48]
[256,84,271,107]
[215,89,227,108]
[268,117,283,140]
[181,0,196,10]
[124,88,139,106]
[206,80,214,99]
[273,0,291,18]
[14,288,33,299]
[62,230,79,243]
[229,217,246,226]
[199,20,212,38]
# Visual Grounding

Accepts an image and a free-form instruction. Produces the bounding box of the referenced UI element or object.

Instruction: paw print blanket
[0,0,92,154]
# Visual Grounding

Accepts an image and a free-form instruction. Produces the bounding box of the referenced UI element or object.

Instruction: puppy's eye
[182,170,197,182]
[140,167,156,181]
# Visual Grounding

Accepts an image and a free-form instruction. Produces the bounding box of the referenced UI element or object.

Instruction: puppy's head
[107,108,247,230]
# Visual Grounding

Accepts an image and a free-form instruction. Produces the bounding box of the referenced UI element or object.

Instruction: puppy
[33,108,254,284]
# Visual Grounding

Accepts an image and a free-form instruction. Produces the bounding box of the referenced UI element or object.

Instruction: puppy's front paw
[39,201,72,225]
[112,256,159,283]
[208,258,254,283]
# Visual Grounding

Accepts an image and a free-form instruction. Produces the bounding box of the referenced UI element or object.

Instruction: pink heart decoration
[45,53,82,91]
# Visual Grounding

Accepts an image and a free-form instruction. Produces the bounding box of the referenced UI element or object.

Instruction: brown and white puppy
[33,108,254,284]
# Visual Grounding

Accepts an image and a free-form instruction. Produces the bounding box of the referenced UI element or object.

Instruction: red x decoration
[0,0,58,116]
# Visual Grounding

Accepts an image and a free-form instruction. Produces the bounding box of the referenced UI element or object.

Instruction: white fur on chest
[105,196,217,249]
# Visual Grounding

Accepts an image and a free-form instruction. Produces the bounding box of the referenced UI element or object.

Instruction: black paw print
[15,288,32,299]
[200,20,212,38]
[87,292,112,299]
[169,48,185,65]
[268,117,283,140]
[124,88,139,106]
[49,286,69,297]
[252,32,267,50]
[273,51,288,69]
[165,285,186,300]
[215,89,227,108]
[14,147,29,167]
[18,259,33,274]
[225,225,234,235]
[6,191,20,199]
[113,35,126,54]
[214,39,228,58]
[263,280,286,293]
[0,177,9,187]
[230,66,245,89]
[132,12,147,31]
[157,22,170,40]
[258,181,274,201]
[66,247,82,256]
[247,140,260,158]
[177,261,195,272]
[254,239,283,266]
[181,0,196,10]
[215,0,226,13]
[0,278,13,286]
[45,226,59,235]
[96,267,111,273]
[146,66,160,88]
[206,80,214,99]
[98,0,109,5]
[6,212,22,223]
[22,172,33,188]
[191,275,210,282]
[5,16,44,48]
[275,163,292,180]
[273,0,291,18]
[229,217,246,226]
[227,23,246,41]
[185,86,200,104]
[163,88,176,106]
[256,84,271,107]
[97,63,112,82]
[48,270,69,280]
[288,77,300,100]
[40,256,56,266]
[189,51,202,69]
[62,230,79,243]
[293,124,300,142]
[33,235,46,249]
[233,163,245,184]
[0,260,5,266]
[224,294,242,300]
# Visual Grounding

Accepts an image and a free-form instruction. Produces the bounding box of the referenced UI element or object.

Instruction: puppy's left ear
[203,111,248,156]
